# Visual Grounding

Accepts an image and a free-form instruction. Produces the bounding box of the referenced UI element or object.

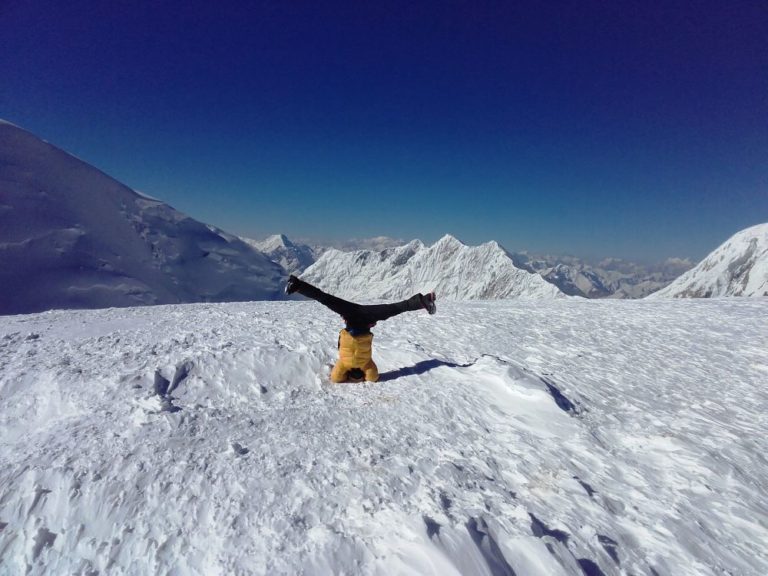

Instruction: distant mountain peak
[401,238,425,251]
[243,234,316,275]
[263,233,295,250]
[435,234,465,247]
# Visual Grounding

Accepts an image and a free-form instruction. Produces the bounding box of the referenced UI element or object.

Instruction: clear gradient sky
[1,1,766,262]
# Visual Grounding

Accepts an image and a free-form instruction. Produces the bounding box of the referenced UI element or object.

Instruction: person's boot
[420,292,437,315]
[285,275,301,295]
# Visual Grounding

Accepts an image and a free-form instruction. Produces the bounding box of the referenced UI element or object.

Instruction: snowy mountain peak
[0,121,284,315]
[648,223,768,298]
[261,234,296,251]
[242,234,316,275]
[435,234,465,248]
[275,233,292,246]
[403,238,425,251]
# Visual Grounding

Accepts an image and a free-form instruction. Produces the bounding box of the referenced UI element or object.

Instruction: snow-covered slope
[0,121,285,315]
[302,235,566,300]
[648,223,768,298]
[1,298,767,575]
[243,234,316,275]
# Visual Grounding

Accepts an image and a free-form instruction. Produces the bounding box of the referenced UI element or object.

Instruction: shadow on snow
[379,359,473,382]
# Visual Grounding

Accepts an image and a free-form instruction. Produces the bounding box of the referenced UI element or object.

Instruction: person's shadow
[378,359,473,382]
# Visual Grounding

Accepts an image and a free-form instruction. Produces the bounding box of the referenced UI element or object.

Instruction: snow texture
[302,235,566,301]
[1,298,767,575]
[648,223,768,298]
[0,121,285,315]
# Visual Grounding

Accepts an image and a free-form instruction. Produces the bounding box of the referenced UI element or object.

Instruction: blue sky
[1,1,766,262]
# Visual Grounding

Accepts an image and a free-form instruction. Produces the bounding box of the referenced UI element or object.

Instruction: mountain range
[242,234,408,275]
[301,235,565,300]
[247,233,695,300]
[513,253,695,299]
[2,119,765,316]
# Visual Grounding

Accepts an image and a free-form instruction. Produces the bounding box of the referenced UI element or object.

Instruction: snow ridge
[301,234,566,300]
[648,223,768,298]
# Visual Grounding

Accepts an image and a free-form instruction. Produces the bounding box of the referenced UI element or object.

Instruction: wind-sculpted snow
[302,234,566,300]
[0,121,285,315]
[1,299,767,575]
[648,223,768,298]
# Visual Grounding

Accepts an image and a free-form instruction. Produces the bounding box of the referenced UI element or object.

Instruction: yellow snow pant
[331,329,379,383]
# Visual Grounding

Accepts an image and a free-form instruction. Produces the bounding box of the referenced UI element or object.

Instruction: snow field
[0,298,767,575]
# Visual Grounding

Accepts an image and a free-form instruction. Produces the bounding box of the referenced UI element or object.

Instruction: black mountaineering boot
[420,292,437,315]
[285,275,301,295]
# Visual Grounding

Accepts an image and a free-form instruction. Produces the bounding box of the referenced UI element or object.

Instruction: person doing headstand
[285,275,436,383]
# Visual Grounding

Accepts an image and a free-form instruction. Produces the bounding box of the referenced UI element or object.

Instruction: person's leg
[359,293,433,324]
[289,277,367,321]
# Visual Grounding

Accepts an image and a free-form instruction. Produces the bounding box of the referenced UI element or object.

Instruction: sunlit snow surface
[1,299,767,575]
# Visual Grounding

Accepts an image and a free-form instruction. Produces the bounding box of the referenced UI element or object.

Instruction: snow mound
[648,223,768,298]
[302,234,566,300]
[2,298,767,575]
[0,121,285,315]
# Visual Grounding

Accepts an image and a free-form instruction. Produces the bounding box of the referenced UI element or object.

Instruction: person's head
[347,368,365,382]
